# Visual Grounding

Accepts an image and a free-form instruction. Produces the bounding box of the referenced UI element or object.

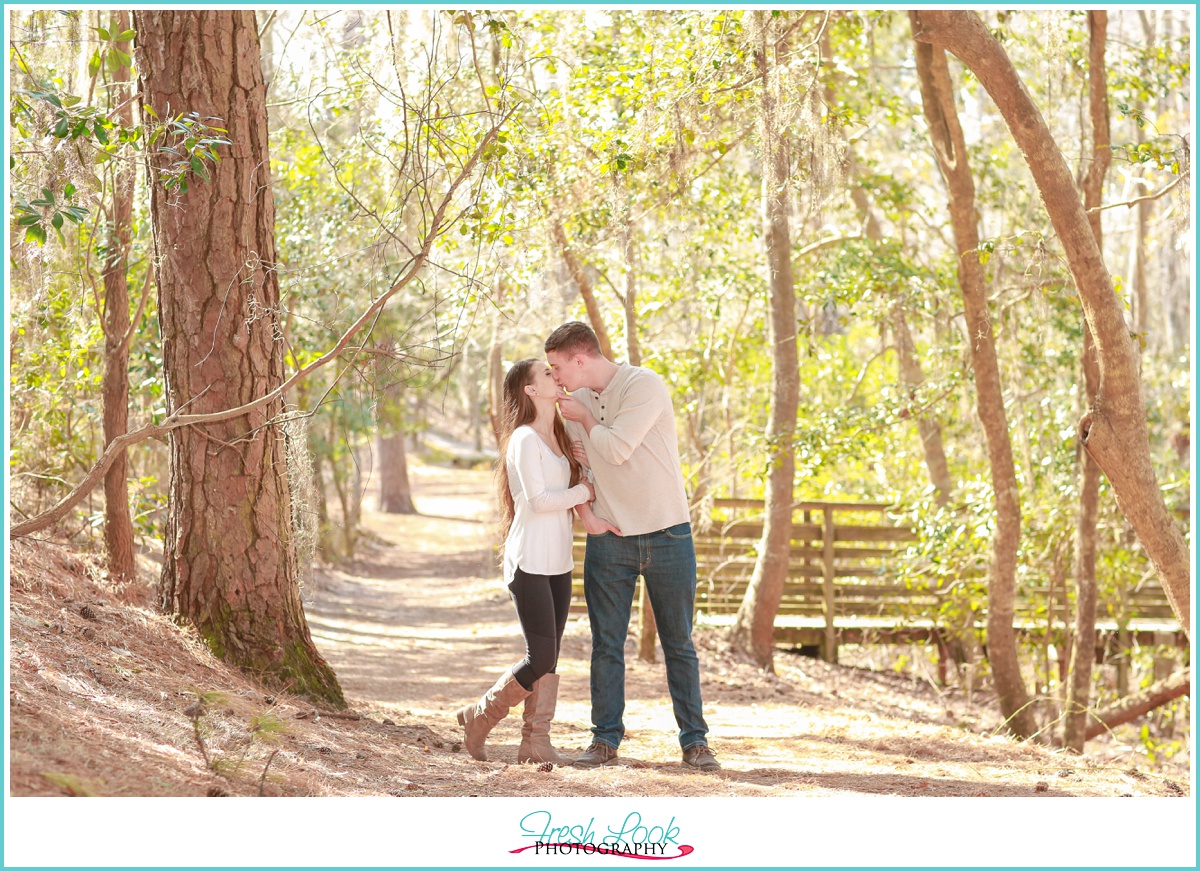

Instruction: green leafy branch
[13,184,88,246]
[87,22,137,81]
[144,107,231,195]
[11,32,231,248]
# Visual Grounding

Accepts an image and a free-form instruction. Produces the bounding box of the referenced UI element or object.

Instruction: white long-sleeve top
[503,425,591,585]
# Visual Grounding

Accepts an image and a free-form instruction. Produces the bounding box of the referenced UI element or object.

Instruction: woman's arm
[510,429,591,513]
[574,500,622,536]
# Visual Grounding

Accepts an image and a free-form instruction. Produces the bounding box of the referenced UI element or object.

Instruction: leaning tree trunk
[1064,11,1109,754]
[892,308,954,505]
[911,11,1190,639]
[731,13,799,672]
[820,31,953,505]
[1084,669,1190,741]
[910,23,1037,738]
[550,218,614,360]
[100,12,136,583]
[136,9,344,706]
[850,156,953,505]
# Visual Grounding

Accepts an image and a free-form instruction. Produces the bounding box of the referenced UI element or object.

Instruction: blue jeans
[583,522,709,751]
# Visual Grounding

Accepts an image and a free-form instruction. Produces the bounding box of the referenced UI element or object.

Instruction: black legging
[508,567,572,691]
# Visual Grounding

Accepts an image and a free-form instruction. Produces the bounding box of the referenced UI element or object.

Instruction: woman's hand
[582,479,596,502]
[575,501,622,536]
[571,441,590,470]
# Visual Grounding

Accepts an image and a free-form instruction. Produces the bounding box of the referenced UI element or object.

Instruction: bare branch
[847,345,894,403]
[10,106,514,540]
[1086,173,1184,213]
[797,234,860,258]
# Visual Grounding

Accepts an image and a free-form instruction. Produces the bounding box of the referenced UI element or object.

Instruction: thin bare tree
[910,16,1036,737]
[911,10,1191,640]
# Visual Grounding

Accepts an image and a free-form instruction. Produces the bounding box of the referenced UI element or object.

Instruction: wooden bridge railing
[572,498,1182,665]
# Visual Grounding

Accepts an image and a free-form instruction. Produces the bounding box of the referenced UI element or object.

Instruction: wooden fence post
[822,505,837,663]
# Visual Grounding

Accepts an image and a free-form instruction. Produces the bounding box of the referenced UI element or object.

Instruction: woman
[456,358,594,764]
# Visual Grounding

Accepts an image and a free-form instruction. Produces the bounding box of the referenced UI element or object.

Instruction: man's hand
[557,389,597,431]
[576,501,621,536]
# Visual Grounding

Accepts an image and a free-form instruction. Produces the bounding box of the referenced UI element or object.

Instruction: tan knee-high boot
[456,670,530,761]
[517,673,572,764]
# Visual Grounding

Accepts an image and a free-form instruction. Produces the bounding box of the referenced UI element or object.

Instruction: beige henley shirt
[564,363,690,536]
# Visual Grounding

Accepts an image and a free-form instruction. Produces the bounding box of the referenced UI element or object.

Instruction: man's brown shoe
[572,741,619,769]
[682,744,721,771]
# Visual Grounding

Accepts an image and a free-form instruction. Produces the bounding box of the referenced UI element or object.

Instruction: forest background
[4,5,1195,864]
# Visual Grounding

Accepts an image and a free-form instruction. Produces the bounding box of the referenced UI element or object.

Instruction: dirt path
[305,463,677,774]
[8,461,1188,802]
[302,464,1191,798]
[5,462,1190,867]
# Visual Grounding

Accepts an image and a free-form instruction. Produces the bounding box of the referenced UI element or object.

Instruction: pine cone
[537,761,554,773]
[79,605,97,620]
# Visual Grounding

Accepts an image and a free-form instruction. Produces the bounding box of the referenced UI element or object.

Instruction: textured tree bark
[100,11,136,583]
[12,21,507,545]
[136,10,344,706]
[378,381,416,514]
[731,13,799,672]
[1064,11,1109,754]
[911,10,1190,639]
[910,22,1037,738]
[550,218,615,360]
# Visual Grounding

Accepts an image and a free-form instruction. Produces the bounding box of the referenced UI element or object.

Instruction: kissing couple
[454,321,719,772]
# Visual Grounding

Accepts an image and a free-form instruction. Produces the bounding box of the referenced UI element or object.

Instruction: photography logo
[511,811,694,860]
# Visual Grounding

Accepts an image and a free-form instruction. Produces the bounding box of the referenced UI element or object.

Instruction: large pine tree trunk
[912,10,1190,639]
[910,23,1037,738]
[100,12,136,583]
[1064,11,1109,754]
[731,13,799,672]
[136,10,344,706]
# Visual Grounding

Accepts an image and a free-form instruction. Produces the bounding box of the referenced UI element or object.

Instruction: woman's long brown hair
[496,359,585,543]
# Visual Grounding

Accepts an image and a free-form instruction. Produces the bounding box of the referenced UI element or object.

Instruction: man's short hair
[545,321,602,358]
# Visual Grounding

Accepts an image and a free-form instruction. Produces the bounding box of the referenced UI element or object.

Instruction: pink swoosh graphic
[509,843,694,860]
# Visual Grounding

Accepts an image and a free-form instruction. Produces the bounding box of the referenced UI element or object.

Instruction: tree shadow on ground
[614,759,1068,797]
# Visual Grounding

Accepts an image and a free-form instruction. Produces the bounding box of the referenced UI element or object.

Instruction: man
[545,321,719,772]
